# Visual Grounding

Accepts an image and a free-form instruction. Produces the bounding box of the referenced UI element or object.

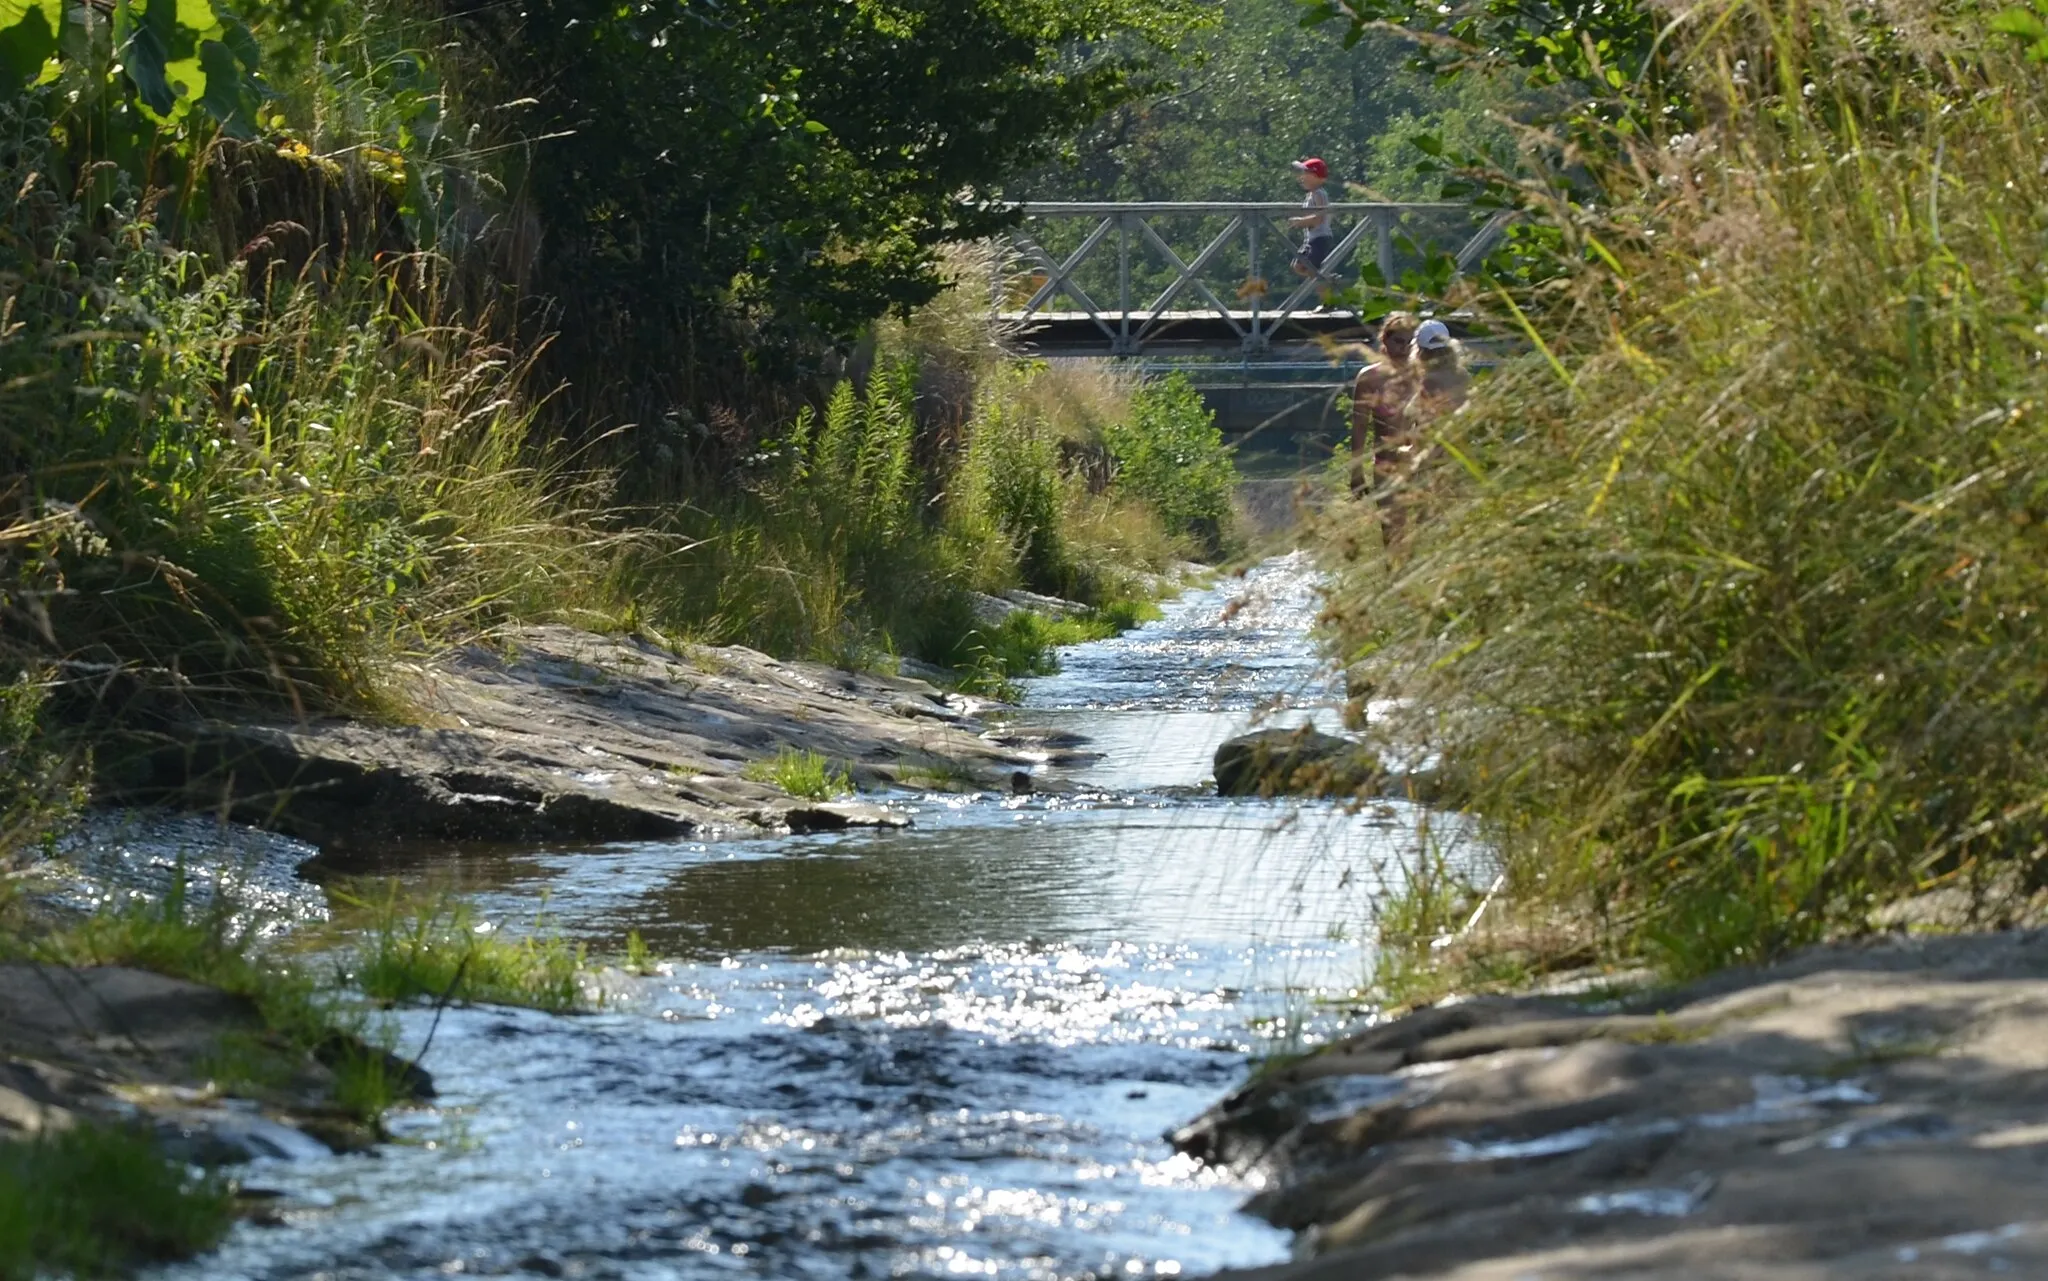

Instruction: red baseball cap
[1291,157,1329,178]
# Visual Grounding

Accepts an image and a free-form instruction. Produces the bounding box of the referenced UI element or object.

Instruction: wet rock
[783,801,912,833]
[1192,928,2048,1280]
[998,588,1089,618]
[94,625,1027,850]
[1213,727,1379,797]
[0,964,427,1162]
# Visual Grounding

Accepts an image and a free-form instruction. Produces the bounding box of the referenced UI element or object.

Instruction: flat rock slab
[783,801,913,833]
[101,626,1034,849]
[0,964,421,1162]
[1188,929,2048,1279]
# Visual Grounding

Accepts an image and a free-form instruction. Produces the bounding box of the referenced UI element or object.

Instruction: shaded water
[149,554,1451,1281]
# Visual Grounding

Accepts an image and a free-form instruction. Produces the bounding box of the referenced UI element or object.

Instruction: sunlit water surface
[140,553,1458,1281]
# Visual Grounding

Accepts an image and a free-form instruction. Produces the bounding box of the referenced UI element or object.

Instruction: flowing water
[140,553,1456,1281]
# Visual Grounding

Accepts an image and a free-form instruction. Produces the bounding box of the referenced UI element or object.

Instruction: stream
[134,553,1450,1281]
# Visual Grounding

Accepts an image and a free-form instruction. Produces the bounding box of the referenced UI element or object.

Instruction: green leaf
[219,14,260,71]
[1989,6,2047,38]
[0,0,61,86]
[197,38,258,135]
[1296,2,1342,28]
[124,14,178,115]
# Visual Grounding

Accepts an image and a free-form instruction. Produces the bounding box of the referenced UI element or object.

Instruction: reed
[1326,0,2048,977]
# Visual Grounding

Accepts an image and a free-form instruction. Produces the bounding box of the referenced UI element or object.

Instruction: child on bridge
[1288,158,1336,307]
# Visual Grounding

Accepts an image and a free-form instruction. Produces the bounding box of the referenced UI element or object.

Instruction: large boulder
[1213,726,1379,797]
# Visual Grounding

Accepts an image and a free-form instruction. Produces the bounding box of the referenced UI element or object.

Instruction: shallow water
[145,553,1462,1281]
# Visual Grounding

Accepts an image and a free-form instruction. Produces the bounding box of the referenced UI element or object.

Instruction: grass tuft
[13,876,409,1124]
[743,748,852,801]
[0,1124,234,1281]
[335,883,588,1013]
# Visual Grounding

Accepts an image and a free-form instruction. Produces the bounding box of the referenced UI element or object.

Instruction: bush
[1325,1,2048,977]
[1103,373,1237,555]
[0,98,628,717]
[951,372,1075,594]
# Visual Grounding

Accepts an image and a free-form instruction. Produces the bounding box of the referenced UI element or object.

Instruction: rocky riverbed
[1183,928,2048,1279]
[96,625,1046,850]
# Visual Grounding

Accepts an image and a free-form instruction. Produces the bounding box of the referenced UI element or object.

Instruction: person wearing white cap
[1376,318,1470,560]
[1409,319,1470,421]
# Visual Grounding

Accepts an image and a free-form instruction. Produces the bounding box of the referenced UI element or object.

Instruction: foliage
[336,883,587,1013]
[1102,374,1236,554]
[0,1123,233,1280]
[1995,0,2048,61]
[954,599,1161,693]
[0,0,274,137]
[1326,0,2048,978]
[952,373,1076,593]
[447,0,1201,424]
[0,673,84,863]
[1026,0,1516,202]
[0,99,630,715]
[743,748,852,801]
[1306,0,1662,133]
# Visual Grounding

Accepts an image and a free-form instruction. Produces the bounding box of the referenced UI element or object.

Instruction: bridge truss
[1001,202,1512,357]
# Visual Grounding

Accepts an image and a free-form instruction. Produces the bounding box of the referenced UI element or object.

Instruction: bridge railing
[1002,202,1512,355]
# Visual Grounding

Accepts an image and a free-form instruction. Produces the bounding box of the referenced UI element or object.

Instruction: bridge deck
[1005,310,1374,353]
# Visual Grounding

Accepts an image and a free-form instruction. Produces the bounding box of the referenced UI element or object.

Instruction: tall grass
[1327,1,2048,976]
[2,98,630,718]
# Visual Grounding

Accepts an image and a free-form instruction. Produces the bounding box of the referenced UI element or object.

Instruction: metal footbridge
[1000,202,1512,359]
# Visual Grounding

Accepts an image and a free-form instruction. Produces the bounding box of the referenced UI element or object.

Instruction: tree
[447,0,1200,419]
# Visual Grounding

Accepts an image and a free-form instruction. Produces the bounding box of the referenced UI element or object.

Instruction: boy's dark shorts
[1293,235,1335,273]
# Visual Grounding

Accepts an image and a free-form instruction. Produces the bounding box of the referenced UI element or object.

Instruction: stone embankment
[99,625,1046,850]
[1182,929,2048,1279]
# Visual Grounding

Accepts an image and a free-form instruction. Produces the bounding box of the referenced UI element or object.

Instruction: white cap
[1416,319,1452,350]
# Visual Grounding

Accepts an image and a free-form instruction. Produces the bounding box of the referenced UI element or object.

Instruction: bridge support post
[1115,212,1134,356]
[1244,217,1267,354]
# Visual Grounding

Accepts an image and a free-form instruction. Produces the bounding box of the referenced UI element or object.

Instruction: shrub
[951,371,1075,594]
[1325,1,2048,976]
[1102,373,1237,555]
[0,97,629,718]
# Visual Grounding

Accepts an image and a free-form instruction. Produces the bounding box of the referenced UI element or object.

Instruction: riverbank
[96,622,1061,852]
[1182,926,2048,1279]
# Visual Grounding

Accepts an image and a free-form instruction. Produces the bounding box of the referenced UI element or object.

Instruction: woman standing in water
[1350,311,1419,504]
